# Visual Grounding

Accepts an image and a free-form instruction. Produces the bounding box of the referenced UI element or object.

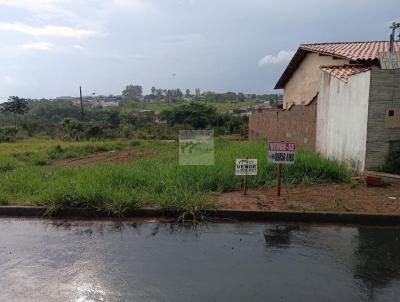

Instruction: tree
[166,89,173,102]
[122,84,143,98]
[161,103,218,129]
[60,118,84,141]
[1,96,28,129]
[156,89,163,97]
[151,86,156,95]
[185,89,190,97]
[104,109,120,128]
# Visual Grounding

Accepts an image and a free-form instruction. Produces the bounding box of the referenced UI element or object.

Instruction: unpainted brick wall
[248,100,317,150]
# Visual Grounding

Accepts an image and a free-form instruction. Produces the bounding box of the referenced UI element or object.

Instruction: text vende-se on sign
[268,142,296,164]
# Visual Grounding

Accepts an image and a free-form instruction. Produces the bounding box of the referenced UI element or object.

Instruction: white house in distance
[275,41,400,171]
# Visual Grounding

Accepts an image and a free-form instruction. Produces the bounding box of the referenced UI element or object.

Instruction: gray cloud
[0,0,397,98]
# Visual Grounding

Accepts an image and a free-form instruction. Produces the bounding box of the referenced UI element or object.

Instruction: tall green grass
[0,139,170,169]
[0,139,351,214]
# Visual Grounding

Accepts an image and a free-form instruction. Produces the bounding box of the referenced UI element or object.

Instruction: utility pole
[389,22,400,52]
[79,86,84,118]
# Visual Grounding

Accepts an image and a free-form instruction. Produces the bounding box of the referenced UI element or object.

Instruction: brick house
[250,41,400,171]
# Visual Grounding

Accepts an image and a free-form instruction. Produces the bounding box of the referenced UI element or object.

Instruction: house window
[385,108,400,128]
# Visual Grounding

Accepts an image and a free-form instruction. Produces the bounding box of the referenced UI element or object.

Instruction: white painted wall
[316,71,370,171]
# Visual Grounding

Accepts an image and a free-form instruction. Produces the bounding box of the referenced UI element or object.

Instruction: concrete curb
[1,206,400,225]
[364,170,400,179]
[0,206,173,218]
[206,209,400,225]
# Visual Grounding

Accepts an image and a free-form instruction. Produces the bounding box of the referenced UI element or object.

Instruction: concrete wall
[248,101,317,150]
[283,53,349,108]
[316,70,370,171]
[365,67,400,171]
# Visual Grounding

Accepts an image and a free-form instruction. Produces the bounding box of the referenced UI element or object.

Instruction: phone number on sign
[269,152,295,163]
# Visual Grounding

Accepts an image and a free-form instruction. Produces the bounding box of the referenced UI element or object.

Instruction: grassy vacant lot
[0,139,351,215]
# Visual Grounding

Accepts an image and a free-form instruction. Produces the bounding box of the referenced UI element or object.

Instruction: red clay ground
[219,178,400,214]
[54,150,157,166]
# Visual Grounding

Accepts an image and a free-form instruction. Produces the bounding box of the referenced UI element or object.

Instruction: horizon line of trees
[122,84,282,105]
[122,84,202,99]
[0,96,248,142]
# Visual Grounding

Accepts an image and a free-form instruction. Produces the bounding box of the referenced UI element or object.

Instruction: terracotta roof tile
[275,41,400,89]
[300,41,400,61]
[320,65,370,82]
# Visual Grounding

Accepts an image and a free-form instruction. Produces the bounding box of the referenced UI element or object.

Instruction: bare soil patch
[219,178,400,214]
[54,150,157,166]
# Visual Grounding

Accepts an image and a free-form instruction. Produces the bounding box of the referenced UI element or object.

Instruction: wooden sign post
[268,142,296,196]
[243,171,248,195]
[276,163,283,196]
[235,158,257,195]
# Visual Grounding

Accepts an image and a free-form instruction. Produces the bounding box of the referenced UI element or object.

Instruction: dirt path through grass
[53,150,158,166]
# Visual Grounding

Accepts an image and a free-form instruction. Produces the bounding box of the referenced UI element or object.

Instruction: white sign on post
[268,142,296,164]
[235,159,257,175]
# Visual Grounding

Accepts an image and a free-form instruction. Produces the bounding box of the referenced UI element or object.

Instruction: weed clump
[383,147,400,175]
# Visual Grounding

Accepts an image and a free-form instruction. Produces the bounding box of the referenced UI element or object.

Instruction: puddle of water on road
[0,218,399,301]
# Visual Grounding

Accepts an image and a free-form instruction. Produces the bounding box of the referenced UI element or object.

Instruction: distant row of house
[70,95,122,108]
[230,98,283,117]
[58,94,196,107]
[229,103,273,117]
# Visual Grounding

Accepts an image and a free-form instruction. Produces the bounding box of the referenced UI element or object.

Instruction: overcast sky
[0,0,398,99]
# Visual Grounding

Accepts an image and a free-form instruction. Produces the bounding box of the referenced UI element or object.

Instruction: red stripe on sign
[269,142,296,152]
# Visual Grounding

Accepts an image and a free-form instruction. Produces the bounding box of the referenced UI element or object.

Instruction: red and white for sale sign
[268,142,296,164]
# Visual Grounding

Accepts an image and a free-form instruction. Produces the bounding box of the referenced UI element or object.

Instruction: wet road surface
[0,219,400,301]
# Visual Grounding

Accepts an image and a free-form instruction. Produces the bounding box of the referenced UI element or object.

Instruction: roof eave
[299,45,349,60]
[274,46,352,89]
[274,48,307,89]
[274,45,356,90]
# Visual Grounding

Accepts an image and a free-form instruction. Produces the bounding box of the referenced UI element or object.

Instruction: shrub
[0,156,18,172]
[31,154,49,166]
[129,140,141,146]
[60,118,84,141]
[383,147,400,174]
[83,123,105,140]
[48,145,64,159]
[0,126,17,143]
